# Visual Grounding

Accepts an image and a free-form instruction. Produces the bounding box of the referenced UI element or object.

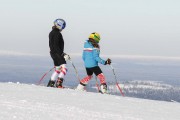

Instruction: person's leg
[93,66,107,93]
[48,53,66,87]
[80,68,93,85]
[47,66,60,87]
[76,68,93,90]
[56,64,67,88]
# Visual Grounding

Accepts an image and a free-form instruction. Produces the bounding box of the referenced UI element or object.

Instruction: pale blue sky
[0,0,180,57]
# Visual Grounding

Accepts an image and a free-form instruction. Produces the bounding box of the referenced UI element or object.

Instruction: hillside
[0,82,179,120]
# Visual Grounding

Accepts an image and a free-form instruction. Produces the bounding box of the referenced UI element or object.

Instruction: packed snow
[0,82,179,120]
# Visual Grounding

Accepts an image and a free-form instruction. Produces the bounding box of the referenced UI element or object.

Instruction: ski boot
[47,80,55,87]
[56,78,64,88]
[100,83,108,94]
[76,82,86,91]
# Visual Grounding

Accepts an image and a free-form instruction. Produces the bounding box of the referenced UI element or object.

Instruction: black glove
[105,58,111,65]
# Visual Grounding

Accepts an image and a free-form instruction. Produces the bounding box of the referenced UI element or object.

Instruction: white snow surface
[0,83,179,120]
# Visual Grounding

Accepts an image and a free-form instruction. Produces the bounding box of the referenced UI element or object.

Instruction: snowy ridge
[105,81,180,102]
[0,82,180,120]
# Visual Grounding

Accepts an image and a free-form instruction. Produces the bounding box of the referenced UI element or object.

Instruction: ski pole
[68,58,89,91]
[110,64,125,96]
[69,59,81,82]
[37,67,54,85]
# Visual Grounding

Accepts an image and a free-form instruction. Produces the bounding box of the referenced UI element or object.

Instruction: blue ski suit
[82,40,106,68]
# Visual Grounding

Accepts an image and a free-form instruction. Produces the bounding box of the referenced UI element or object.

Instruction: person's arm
[93,48,106,65]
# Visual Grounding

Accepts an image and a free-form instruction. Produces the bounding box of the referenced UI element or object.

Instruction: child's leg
[58,64,67,79]
[48,53,66,87]
[80,75,93,85]
[80,68,93,85]
[92,66,106,84]
[97,73,106,84]
[56,64,67,88]
[93,66,107,93]
[51,66,61,81]
[77,68,93,90]
[47,66,61,87]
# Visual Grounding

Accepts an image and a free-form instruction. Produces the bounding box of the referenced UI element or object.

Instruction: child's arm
[93,48,106,65]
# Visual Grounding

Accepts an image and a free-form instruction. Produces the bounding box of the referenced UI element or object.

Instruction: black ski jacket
[49,28,64,55]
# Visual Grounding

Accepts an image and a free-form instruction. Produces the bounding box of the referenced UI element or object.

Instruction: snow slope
[0,83,179,120]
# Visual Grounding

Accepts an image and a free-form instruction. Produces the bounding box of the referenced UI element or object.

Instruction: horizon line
[0,50,180,61]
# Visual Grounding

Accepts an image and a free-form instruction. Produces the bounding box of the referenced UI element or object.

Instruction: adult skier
[76,32,111,93]
[47,18,70,88]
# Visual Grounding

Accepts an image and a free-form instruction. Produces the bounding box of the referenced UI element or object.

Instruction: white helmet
[54,19,66,30]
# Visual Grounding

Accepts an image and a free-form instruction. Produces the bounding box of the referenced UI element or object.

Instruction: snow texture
[0,82,180,120]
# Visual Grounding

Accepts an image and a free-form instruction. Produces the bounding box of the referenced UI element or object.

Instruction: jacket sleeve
[93,48,106,65]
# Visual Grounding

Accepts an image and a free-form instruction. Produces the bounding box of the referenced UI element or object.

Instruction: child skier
[47,18,70,88]
[76,32,111,93]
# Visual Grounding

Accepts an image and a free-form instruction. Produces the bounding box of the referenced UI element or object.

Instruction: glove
[63,53,71,61]
[105,58,111,65]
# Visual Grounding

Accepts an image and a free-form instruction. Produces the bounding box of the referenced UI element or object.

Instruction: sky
[0,0,180,57]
